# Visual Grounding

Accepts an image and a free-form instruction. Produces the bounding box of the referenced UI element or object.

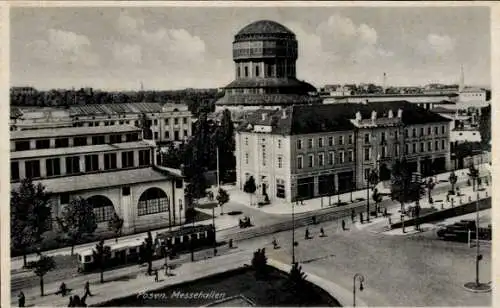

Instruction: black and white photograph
[6,3,494,307]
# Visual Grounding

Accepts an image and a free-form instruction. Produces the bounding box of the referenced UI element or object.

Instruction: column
[313,176,319,197]
[49,138,56,148]
[98,153,104,170]
[60,156,67,175]
[79,155,86,173]
[117,151,123,169]
[40,159,47,178]
[417,159,421,174]
[19,161,26,180]
[133,150,139,167]
[29,140,36,150]
[334,173,339,192]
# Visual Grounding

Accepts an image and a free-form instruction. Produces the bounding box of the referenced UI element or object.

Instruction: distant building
[10,125,186,234]
[215,20,321,121]
[10,86,38,96]
[235,101,451,203]
[458,87,487,103]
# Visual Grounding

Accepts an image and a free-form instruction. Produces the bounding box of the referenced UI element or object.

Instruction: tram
[76,224,215,273]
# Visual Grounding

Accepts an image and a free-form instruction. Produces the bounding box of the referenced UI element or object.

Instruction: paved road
[268,219,492,307]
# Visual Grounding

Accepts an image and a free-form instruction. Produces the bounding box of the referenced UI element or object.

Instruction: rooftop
[236,20,294,36]
[11,141,153,160]
[322,93,459,99]
[237,101,451,135]
[10,125,141,140]
[223,78,316,91]
[68,102,187,116]
[216,93,321,106]
[10,167,175,194]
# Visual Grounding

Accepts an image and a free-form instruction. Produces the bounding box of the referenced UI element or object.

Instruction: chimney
[397,109,403,118]
[371,111,377,121]
[388,110,394,118]
[261,113,267,121]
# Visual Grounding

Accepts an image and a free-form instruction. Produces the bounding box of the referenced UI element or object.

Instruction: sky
[10,5,491,91]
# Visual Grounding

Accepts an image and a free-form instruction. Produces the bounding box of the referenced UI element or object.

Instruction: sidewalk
[223,164,490,215]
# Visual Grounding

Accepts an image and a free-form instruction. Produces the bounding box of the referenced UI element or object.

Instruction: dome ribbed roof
[236,20,294,36]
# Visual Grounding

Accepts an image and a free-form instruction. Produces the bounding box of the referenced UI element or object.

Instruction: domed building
[215,20,321,119]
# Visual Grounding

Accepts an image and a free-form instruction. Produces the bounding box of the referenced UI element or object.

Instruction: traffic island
[463,282,492,293]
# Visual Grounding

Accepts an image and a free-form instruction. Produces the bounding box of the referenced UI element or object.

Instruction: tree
[141,231,154,275]
[26,254,56,296]
[372,188,383,214]
[214,109,236,182]
[367,170,379,220]
[468,165,479,192]
[243,176,257,206]
[11,178,52,266]
[390,159,412,214]
[478,105,491,146]
[251,248,268,279]
[92,240,111,283]
[57,197,97,255]
[449,171,458,194]
[108,213,124,243]
[216,188,230,215]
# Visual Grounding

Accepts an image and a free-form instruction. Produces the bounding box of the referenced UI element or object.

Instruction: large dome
[236,20,294,37]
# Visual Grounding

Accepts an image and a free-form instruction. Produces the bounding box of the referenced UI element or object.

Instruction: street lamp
[212,207,217,256]
[353,273,365,307]
[292,198,297,264]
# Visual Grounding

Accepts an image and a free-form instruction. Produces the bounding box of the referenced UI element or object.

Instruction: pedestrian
[73,295,81,307]
[342,219,346,231]
[68,295,74,307]
[351,209,355,223]
[83,281,93,297]
[272,237,278,249]
[154,269,159,282]
[18,291,25,307]
[320,227,325,237]
[305,228,310,239]
[384,208,388,217]
[359,212,363,224]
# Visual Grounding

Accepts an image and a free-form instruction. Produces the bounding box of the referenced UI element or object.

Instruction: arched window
[256,66,260,77]
[237,67,241,78]
[138,187,169,216]
[244,66,249,77]
[87,195,115,223]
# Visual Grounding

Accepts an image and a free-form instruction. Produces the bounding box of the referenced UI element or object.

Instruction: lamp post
[212,207,217,256]
[353,273,365,307]
[292,198,296,264]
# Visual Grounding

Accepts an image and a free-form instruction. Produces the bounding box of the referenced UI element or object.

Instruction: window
[244,66,249,77]
[364,133,370,144]
[427,127,431,135]
[256,66,260,77]
[412,128,416,137]
[428,141,432,152]
[36,139,50,149]
[381,132,386,143]
[11,161,19,181]
[104,153,117,170]
[25,160,41,179]
[348,150,354,162]
[122,187,131,196]
[412,143,417,153]
[277,156,283,168]
[55,138,69,148]
[276,179,285,198]
[308,138,313,149]
[405,144,409,155]
[237,67,241,77]
[318,153,324,166]
[245,137,249,146]
[14,141,30,151]
[85,155,99,172]
[318,137,324,148]
[420,142,424,152]
[381,146,387,158]
[164,119,169,125]
[110,134,122,144]
[139,150,151,166]
[122,151,134,168]
[434,126,438,135]
[245,153,249,164]
[420,127,424,136]
[74,137,87,146]
[92,135,105,145]
[154,132,159,140]
[441,126,445,134]
[46,158,61,177]
[364,168,371,180]
[164,131,170,139]
[328,136,334,146]
[66,156,80,174]
[339,136,344,145]
[339,151,345,163]
[308,154,314,168]
[174,131,179,141]
[126,133,139,142]
[442,140,446,150]
[297,156,303,169]
[183,117,187,124]
[395,144,400,157]
[364,148,371,161]
[348,134,353,144]
[405,129,409,138]
[57,193,70,206]
[261,145,266,166]
[183,130,188,138]
[328,152,335,165]
[435,141,439,151]
[395,130,399,140]
[153,119,158,125]
[297,139,303,150]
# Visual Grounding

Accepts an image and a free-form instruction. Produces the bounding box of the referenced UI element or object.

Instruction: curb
[267,258,368,307]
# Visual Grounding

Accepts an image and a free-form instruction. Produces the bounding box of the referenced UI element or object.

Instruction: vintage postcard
[3,2,496,307]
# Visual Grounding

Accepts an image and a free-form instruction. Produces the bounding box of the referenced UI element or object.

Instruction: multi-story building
[10,125,186,234]
[235,101,451,203]
[10,102,194,145]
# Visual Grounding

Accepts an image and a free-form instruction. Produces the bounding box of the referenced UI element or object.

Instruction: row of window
[405,125,447,138]
[297,150,355,169]
[405,140,447,154]
[297,135,354,150]
[10,150,151,181]
[14,133,140,151]
[73,117,189,128]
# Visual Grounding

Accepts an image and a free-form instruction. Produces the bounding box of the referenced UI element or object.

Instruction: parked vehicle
[437,219,492,241]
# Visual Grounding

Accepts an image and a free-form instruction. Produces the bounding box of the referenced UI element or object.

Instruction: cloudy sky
[11,6,490,91]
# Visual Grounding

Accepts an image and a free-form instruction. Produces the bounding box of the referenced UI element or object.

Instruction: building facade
[215,20,321,121]
[10,102,194,145]
[10,125,187,235]
[235,101,451,203]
